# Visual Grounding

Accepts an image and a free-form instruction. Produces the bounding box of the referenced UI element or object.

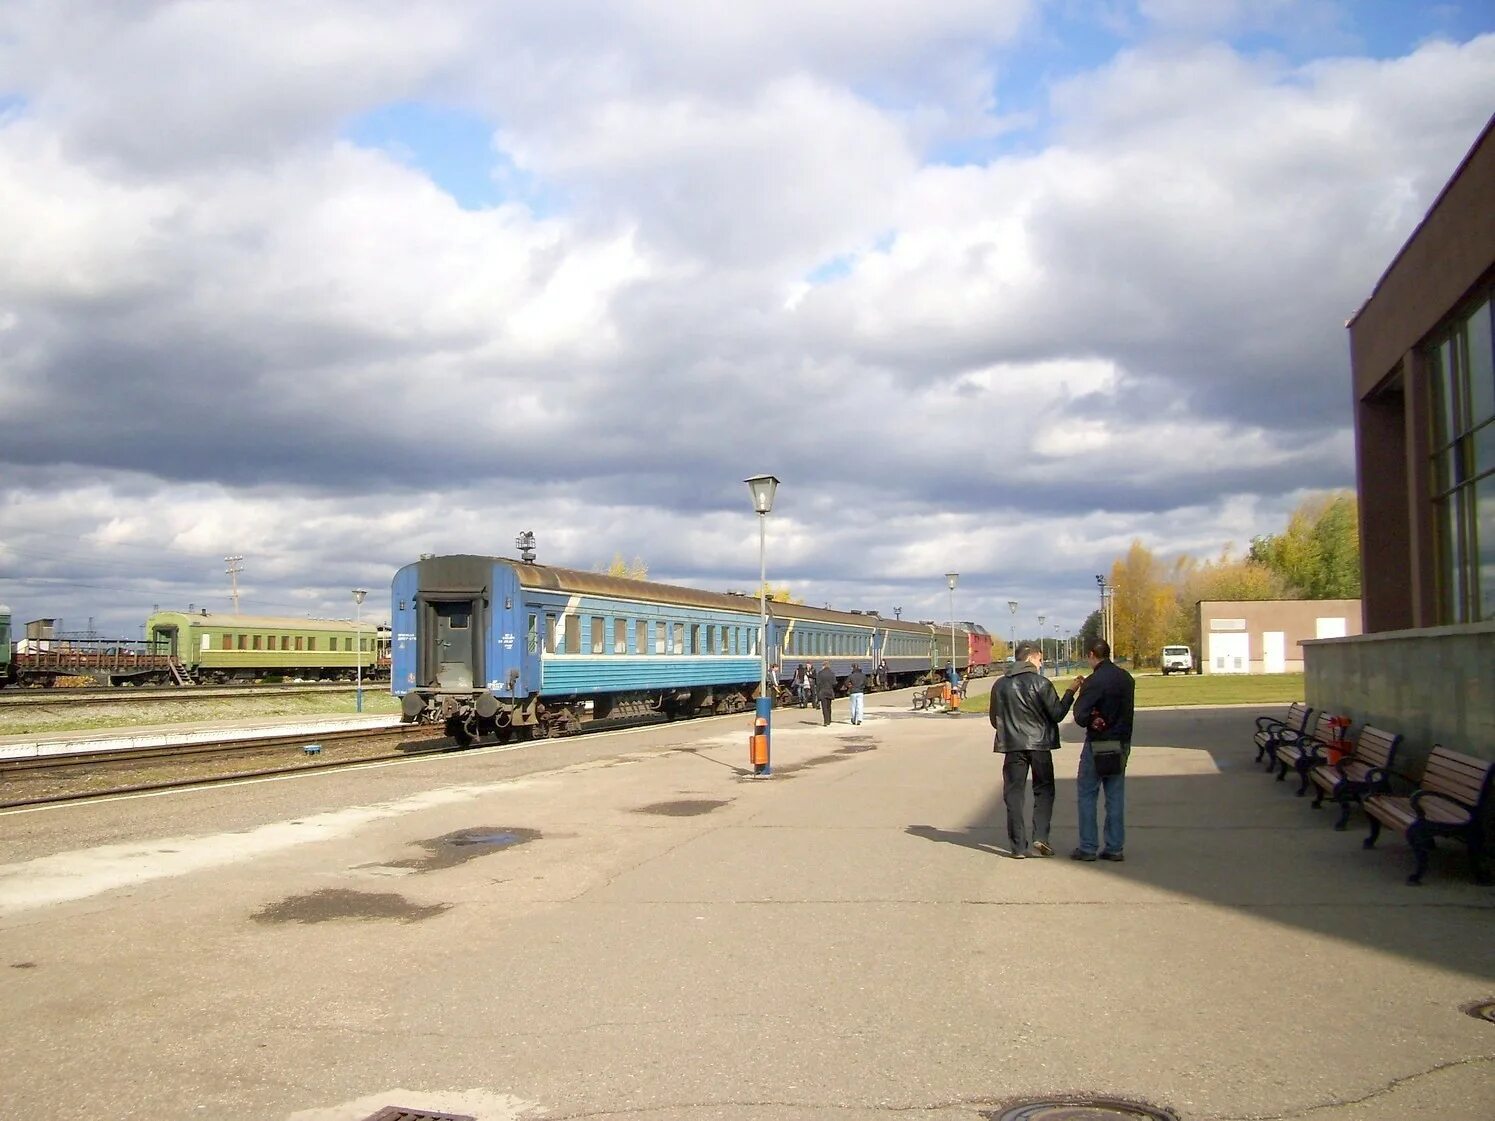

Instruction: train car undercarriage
[401,684,761,747]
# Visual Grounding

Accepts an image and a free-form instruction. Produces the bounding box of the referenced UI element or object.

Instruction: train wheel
[493,725,514,745]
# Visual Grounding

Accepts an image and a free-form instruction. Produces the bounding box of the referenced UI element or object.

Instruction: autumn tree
[1249,492,1361,598]
[599,553,649,580]
[1109,541,1177,667]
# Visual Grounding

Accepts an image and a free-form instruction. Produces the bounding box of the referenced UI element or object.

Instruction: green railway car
[146,610,387,684]
[0,606,12,687]
[930,620,971,676]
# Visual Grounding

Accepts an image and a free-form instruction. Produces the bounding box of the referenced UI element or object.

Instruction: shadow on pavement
[906,706,1495,980]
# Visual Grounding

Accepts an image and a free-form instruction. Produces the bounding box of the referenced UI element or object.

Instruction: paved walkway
[1,696,1492,1120]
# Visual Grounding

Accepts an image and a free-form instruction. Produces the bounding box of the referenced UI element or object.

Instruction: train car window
[527,614,539,654]
[449,611,469,629]
[688,625,699,655]
[236,634,247,650]
[635,619,647,654]
[708,626,718,654]
[546,613,558,653]
[614,618,626,654]
[295,636,304,651]
[591,616,605,654]
[266,636,276,651]
[282,635,290,649]
[565,615,580,654]
[655,620,666,654]
[252,635,262,650]
[308,637,317,651]
[672,623,684,655]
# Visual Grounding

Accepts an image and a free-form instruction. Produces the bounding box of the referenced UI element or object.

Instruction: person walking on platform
[846,663,867,725]
[1070,640,1136,863]
[989,641,1079,859]
[790,663,807,707]
[815,661,837,726]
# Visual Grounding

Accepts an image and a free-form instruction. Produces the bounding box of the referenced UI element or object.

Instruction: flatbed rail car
[392,554,979,746]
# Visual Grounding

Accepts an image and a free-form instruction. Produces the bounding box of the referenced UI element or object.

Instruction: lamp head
[945,572,958,590]
[1007,600,1018,613]
[352,588,368,605]
[744,474,780,515]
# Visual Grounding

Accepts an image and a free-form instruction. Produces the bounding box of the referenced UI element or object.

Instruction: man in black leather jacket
[989,642,1080,858]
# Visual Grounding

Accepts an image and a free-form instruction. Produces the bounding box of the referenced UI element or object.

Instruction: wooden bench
[1254,702,1313,766]
[912,685,948,711]
[1308,725,1402,828]
[1272,711,1346,793]
[1363,745,1495,885]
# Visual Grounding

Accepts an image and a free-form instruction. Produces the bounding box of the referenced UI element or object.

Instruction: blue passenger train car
[391,554,954,745]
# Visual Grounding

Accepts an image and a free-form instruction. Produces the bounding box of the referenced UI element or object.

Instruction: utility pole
[225,555,244,614]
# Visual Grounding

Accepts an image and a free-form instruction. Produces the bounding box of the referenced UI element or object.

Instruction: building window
[1427,293,1495,622]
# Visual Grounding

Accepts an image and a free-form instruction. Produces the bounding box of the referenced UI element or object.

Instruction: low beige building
[1197,599,1362,674]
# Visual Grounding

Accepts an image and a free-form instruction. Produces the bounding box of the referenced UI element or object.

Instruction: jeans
[849,692,864,723]
[1002,750,1055,853]
[1076,740,1129,855]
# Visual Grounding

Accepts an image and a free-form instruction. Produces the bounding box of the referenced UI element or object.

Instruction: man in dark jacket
[989,641,1080,858]
[1070,640,1136,862]
[814,661,837,726]
[846,663,867,725]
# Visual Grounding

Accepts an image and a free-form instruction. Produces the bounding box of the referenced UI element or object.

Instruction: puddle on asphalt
[252,888,450,924]
[377,827,544,873]
[633,799,731,816]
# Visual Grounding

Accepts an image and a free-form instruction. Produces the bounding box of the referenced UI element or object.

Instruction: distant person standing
[791,663,807,707]
[846,663,867,725]
[876,660,889,690]
[989,641,1078,858]
[815,661,837,726]
[1070,640,1136,862]
[944,661,962,707]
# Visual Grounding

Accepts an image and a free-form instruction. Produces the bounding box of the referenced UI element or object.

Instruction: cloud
[0,5,1490,638]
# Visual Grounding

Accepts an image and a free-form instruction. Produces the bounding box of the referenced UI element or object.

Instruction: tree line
[1080,492,1362,666]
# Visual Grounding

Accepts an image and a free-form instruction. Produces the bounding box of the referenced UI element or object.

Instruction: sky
[1,1,1492,644]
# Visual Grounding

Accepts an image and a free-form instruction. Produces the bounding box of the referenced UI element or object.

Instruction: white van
[1161,645,1194,675]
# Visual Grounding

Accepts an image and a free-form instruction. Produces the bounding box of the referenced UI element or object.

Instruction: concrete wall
[1304,621,1495,776]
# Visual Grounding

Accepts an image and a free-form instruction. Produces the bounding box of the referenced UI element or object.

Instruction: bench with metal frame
[1308,725,1403,828]
[1272,711,1347,794]
[912,684,950,712]
[1363,744,1495,885]
[1254,702,1313,767]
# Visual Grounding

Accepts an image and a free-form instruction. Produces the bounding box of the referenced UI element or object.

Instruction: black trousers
[1002,750,1056,853]
[820,697,833,724]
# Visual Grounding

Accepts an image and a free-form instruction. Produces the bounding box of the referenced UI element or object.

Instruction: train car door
[433,603,479,689]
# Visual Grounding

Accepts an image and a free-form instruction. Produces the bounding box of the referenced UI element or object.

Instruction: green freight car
[146,610,389,684]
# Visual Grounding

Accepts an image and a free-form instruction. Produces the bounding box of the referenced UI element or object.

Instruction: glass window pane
[1478,474,1495,622]
[1429,339,1457,446]
[591,616,605,654]
[1474,419,1495,478]
[565,616,580,654]
[1467,298,1493,428]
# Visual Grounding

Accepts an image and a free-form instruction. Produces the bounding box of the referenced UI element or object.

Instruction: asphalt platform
[2,687,1492,1121]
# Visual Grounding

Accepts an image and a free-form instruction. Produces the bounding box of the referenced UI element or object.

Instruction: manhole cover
[1464,1000,1495,1023]
[360,1107,476,1121]
[984,1098,1179,1121]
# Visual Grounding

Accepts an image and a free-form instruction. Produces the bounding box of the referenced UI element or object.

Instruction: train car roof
[460,556,926,631]
[148,610,373,631]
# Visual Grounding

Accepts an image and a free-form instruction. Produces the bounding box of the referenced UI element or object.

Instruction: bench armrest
[1255,715,1285,733]
[1409,790,1472,820]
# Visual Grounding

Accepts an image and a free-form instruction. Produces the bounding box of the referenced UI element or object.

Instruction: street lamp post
[1007,600,1018,664]
[1036,612,1046,674]
[352,588,368,713]
[945,573,958,689]
[745,474,779,775]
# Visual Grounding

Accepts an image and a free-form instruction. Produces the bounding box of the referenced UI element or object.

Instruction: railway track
[0,682,384,707]
[0,725,440,809]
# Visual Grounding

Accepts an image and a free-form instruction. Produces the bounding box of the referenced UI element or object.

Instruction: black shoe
[1033,841,1054,857]
[1099,851,1125,862]
[1069,848,1097,861]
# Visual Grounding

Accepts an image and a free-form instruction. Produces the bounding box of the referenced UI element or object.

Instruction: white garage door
[1209,632,1250,674]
